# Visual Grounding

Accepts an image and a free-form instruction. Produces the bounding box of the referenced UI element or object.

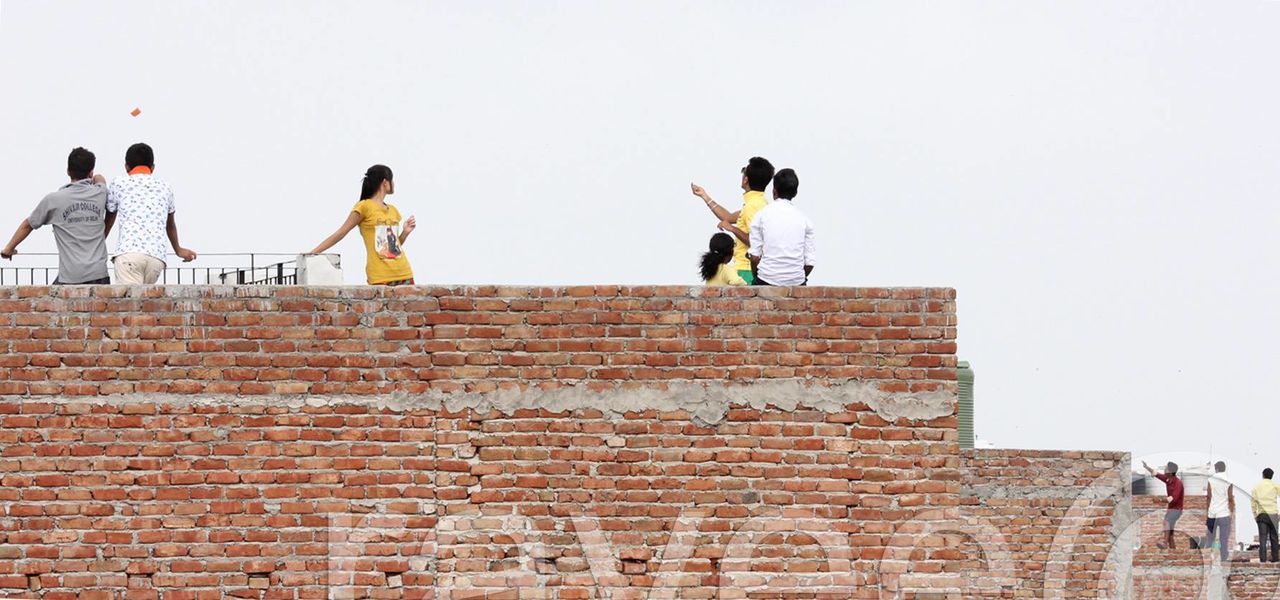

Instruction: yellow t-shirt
[707,263,747,286]
[352,199,413,284]
[1254,480,1280,517]
[733,191,768,272]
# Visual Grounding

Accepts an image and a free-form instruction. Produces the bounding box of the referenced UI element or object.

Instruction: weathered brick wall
[0,285,956,397]
[1141,558,1280,600]
[1129,495,1235,600]
[0,285,968,599]
[958,449,1132,599]
[1228,564,1280,598]
[1132,495,1229,553]
[1131,550,1215,600]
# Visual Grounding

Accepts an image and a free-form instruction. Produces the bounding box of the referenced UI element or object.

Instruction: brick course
[0,286,957,398]
[1228,564,1280,598]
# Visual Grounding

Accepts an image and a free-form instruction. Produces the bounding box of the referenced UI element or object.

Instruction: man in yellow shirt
[691,157,774,284]
[1253,468,1280,563]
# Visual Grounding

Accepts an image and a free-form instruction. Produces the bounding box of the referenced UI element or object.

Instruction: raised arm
[398,216,416,245]
[310,211,362,254]
[1,220,34,259]
[691,184,739,224]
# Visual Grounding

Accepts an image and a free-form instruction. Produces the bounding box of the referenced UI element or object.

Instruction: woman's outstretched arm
[310,212,362,254]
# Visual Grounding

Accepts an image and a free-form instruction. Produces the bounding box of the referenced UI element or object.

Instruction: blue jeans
[1205,516,1231,561]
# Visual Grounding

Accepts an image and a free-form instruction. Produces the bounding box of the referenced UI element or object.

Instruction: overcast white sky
[2,1,1278,465]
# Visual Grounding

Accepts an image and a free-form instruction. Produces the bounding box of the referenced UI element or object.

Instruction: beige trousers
[113,253,165,284]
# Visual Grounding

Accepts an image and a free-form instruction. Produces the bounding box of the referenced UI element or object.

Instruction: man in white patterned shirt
[105,143,197,284]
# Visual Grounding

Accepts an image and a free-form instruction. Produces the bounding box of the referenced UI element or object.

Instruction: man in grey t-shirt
[1,147,111,284]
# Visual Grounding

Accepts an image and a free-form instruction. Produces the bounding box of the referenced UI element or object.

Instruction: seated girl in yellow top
[309,165,417,285]
[701,233,747,286]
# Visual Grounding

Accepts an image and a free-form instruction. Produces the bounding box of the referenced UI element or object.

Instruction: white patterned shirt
[107,174,176,261]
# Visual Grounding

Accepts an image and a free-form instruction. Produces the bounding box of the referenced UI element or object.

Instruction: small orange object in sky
[130,108,142,117]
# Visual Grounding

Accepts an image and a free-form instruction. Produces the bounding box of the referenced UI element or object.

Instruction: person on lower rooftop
[1144,460,1184,550]
[1253,468,1280,563]
[1205,460,1234,562]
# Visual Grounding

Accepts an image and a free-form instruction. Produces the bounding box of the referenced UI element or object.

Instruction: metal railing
[0,253,327,286]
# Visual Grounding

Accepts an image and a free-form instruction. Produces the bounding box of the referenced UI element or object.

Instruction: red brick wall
[1128,495,1233,600]
[958,449,1132,599]
[1132,568,1210,600]
[0,285,969,599]
[1228,564,1280,598]
[0,285,957,397]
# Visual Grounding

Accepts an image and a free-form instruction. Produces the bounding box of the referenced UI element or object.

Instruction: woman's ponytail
[699,232,736,282]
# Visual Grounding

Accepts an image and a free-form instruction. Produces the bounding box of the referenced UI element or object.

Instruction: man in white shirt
[1205,460,1234,563]
[748,168,815,286]
[105,143,197,284]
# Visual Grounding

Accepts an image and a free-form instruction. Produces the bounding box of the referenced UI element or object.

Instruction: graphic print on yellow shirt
[353,199,413,284]
[375,222,402,259]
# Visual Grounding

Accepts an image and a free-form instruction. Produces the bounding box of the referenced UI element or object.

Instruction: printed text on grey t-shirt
[28,180,110,283]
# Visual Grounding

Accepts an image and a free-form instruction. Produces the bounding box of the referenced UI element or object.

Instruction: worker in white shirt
[1205,461,1234,562]
[748,168,815,286]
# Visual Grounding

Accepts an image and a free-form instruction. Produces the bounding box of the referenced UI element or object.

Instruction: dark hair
[1266,468,1274,480]
[1166,462,1178,475]
[743,157,775,192]
[125,143,154,170]
[1215,461,1226,473]
[67,147,96,180]
[361,165,393,200]
[773,168,799,200]
[699,233,736,282]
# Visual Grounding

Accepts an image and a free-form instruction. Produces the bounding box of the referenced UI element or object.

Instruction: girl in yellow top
[700,233,746,286]
[309,165,417,285]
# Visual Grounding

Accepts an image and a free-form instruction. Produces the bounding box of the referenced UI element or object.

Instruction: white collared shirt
[748,199,816,286]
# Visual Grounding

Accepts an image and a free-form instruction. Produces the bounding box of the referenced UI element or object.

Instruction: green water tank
[958,360,974,449]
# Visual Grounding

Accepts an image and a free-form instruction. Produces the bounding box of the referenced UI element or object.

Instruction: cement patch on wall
[62,379,954,426]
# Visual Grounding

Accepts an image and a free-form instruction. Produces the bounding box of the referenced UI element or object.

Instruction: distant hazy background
[2,1,1278,467]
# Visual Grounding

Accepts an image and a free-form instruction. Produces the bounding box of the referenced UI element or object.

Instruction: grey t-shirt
[28,180,110,283]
